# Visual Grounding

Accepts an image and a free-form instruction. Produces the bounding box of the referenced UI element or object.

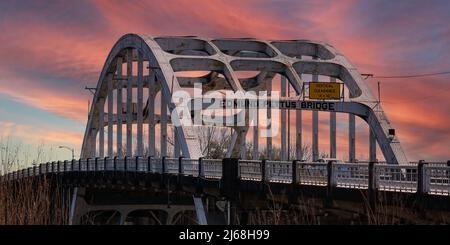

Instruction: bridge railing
[239,160,263,181]
[181,158,199,177]
[202,159,222,179]
[333,163,369,189]
[165,158,179,174]
[265,160,292,183]
[3,158,450,197]
[297,162,328,186]
[425,165,450,195]
[375,164,418,193]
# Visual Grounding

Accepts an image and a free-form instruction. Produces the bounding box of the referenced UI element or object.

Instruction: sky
[0,0,449,162]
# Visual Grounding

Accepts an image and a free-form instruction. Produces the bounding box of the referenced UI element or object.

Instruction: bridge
[1,34,449,225]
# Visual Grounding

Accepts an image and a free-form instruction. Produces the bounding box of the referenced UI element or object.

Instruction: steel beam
[137,51,144,156]
[349,114,356,162]
[98,98,104,158]
[330,77,337,158]
[296,74,302,160]
[161,88,168,157]
[312,72,319,162]
[281,76,287,161]
[126,49,133,157]
[107,74,114,157]
[148,71,156,156]
[267,77,272,160]
[369,128,377,162]
[116,57,123,158]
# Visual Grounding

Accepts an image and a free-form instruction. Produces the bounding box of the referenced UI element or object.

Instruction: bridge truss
[81,34,408,165]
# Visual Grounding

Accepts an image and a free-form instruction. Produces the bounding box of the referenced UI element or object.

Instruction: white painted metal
[253,110,258,160]
[349,114,356,162]
[267,77,272,160]
[296,75,302,160]
[148,71,156,156]
[369,128,377,162]
[137,51,144,156]
[98,98,104,158]
[312,72,319,162]
[126,49,133,157]
[116,57,123,158]
[80,34,410,165]
[281,76,287,161]
[161,91,168,157]
[193,196,208,225]
[330,77,337,158]
[107,74,114,157]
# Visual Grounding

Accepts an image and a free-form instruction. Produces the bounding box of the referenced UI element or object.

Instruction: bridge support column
[126,49,133,157]
[368,161,377,212]
[98,98,105,158]
[296,74,302,160]
[137,51,144,156]
[281,76,287,161]
[161,87,168,157]
[148,71,156,156]
[369,128,377,162]
[416,160,429,215]
[330,77,337,158]
[325,161,335,208]
[116,57,123,158]
[349,114,356,162]
[312,72,319,161]
[253,109,259,160]
[266,78,272,160]
[107,74,114,157]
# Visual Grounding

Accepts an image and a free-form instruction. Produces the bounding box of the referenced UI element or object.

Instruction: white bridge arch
[81,33,408,165]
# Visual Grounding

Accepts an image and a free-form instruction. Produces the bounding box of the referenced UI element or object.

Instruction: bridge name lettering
[217,99,336,111]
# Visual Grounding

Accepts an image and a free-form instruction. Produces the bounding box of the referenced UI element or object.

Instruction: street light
[58,145,75,160]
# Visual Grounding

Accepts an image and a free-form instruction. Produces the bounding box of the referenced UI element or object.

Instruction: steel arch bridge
[81,33,408,165]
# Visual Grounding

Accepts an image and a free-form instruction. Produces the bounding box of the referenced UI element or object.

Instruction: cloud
[0,0,449,161]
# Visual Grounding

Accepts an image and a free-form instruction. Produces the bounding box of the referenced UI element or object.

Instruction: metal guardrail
[2,158,450,196]
[202,159,222,179]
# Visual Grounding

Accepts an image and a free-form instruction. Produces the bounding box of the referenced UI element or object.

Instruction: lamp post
[58,146,75,160]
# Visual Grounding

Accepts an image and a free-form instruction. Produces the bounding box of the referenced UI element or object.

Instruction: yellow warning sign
[309,82,341,100]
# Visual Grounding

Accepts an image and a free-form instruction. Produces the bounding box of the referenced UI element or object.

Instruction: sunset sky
[0,0,449,162]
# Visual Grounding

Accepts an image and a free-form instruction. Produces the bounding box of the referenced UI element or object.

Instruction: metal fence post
[135,156,140,172]
[260,159,267,199]
[160,156,166,189]
[221,158,240,200]
[147,156,152,172]
[368,161,377,211]
[177,156,184,190]
[162,156,166,174]
[95,157,99,171]
[261,159,266,183]
[196,157,203,194]
[86,158,90,172]
[325,160,335,208]
[289,160,298,204]
[417,160,427,196]
[222,158,240,225]
[417,160,428,213]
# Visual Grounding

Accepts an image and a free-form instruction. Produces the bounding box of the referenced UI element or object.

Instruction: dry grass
[0,176,70,225]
